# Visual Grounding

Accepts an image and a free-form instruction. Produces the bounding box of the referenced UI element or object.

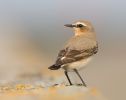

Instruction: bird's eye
[77,24,83,28]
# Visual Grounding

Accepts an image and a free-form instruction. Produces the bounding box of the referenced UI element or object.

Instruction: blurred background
[0,0,126,100]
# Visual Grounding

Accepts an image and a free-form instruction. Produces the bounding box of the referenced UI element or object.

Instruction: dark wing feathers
[49,43,98,70]
[48,36,98,70]
[55,45,98,66]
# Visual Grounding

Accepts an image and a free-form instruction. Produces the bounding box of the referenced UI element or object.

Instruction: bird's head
[64,20,94,36]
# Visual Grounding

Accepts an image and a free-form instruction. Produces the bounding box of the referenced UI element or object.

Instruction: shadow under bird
[48,20,98,86]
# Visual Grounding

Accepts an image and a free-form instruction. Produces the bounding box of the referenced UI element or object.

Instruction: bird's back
[64,35,97,51]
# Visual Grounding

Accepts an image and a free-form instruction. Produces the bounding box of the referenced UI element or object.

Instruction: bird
[48,20,98,86]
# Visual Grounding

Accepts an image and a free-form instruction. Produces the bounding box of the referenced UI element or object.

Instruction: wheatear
[49,20,98,86]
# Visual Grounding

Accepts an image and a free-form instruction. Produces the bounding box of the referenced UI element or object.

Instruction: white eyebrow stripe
[76,22,87,26]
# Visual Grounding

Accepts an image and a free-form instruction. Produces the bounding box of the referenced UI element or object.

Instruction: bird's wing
[55,45,98,66]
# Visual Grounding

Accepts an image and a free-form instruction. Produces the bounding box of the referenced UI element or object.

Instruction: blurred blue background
[0,0,126,100]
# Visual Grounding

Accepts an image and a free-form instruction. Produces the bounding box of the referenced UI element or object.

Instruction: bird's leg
[74,69,87,87]
[64,71,72,85]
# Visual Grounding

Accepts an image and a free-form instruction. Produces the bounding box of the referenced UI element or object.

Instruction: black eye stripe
[77,24,83,27]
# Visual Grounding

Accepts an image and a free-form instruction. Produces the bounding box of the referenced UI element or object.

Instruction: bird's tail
[48,64,61,70]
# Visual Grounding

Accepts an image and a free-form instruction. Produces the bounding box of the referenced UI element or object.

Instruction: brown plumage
[48,20,98,86]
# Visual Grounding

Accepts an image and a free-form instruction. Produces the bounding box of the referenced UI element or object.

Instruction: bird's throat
[74,29,87,36]
[74,29,96,40]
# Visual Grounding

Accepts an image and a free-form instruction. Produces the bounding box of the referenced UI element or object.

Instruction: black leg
[64,71,72,85]
[74,69,87,87]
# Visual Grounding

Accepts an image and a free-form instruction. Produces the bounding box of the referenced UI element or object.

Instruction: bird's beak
[64,24,76,28]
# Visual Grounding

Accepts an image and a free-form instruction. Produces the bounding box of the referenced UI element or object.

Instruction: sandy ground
[0,82,107,100]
